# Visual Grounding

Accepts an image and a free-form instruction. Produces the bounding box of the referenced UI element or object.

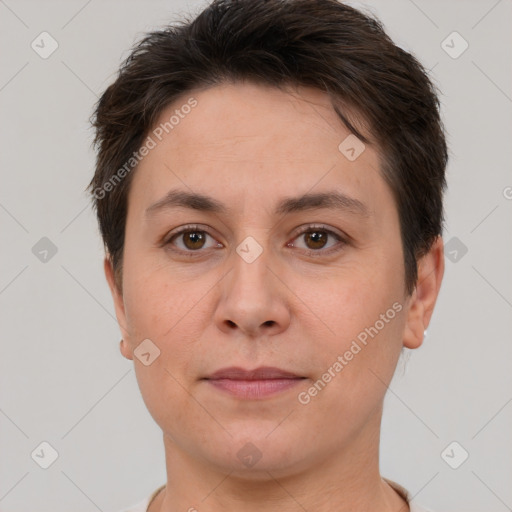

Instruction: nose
[213,246,291,339]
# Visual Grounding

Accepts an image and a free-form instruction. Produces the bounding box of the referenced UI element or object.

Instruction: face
[106,82,441,477]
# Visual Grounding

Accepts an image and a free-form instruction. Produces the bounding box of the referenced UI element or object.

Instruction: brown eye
[181,231,207,250]
[289,225,346,256]
[165,225,221,255]
[303,230,329,250]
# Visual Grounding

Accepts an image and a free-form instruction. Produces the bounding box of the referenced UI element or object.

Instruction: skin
[104,82,444,512]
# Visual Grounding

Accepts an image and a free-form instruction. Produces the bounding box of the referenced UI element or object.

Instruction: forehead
[151,82,367,160]
[128,81,389,219]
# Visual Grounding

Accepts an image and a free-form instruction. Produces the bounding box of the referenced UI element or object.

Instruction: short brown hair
[88,0,448,295]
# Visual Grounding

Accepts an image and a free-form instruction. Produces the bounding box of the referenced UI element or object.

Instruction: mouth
[202,366,306,400]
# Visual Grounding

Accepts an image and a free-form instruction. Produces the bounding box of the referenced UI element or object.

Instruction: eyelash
[163,223,347,258]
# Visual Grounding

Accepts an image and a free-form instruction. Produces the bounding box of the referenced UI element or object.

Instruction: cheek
[299,298,406,437]
[291,255,406,395]
[121,254,184,337]
[122,269,206,429]
[294,259,402,340]
[132,358,210,448]
[121,261,214,376]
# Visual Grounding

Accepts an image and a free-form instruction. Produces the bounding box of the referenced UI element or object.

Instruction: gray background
[1,0,511,511]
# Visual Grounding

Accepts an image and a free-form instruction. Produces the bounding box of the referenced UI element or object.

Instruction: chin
[204,431,309,477]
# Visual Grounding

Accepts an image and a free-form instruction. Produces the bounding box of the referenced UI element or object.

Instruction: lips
[203,367,305,399]
[205,366,302,380]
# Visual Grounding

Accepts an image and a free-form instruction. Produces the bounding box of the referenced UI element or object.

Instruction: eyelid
[289,223,345,241]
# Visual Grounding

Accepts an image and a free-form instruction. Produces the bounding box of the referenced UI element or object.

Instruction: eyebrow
[145,188,370,218]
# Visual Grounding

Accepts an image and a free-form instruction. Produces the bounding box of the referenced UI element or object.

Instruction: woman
[89,1,447,510]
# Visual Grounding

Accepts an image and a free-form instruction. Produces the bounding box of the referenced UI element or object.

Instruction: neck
[151,407,409,512]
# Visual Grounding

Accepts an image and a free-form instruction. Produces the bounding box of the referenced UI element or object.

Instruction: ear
[103,256,133,360]
[403,236,445,349]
